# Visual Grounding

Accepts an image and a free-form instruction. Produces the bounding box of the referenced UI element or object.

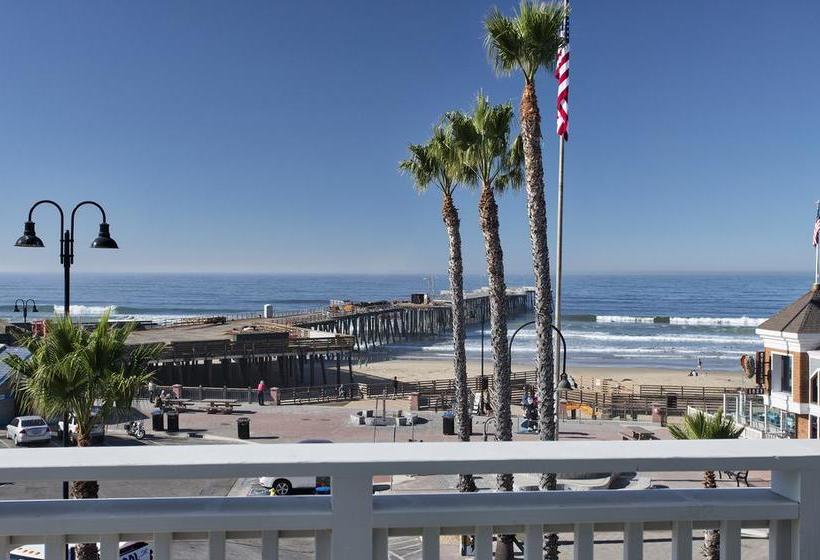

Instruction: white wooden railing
[1,439,819,559]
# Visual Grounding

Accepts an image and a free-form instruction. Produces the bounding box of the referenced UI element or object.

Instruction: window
[772,354,793,394]
[780,355,793,394]
[813,370,820,404]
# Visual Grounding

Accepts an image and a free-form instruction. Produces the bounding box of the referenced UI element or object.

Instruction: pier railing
[0,440,816,559]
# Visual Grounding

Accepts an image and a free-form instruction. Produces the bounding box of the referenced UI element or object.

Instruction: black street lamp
[13,298,38,324]
[508,321,574,439]
[14,200,118,504]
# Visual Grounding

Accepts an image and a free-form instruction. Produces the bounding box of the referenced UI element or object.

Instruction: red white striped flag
[555,11,570,140]
[813,206,820,247]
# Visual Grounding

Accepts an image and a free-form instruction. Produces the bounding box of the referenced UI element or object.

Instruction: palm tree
[5,313,163,560]
[400,125,477,493]
[485,0,566,449]
[449,93,522,478]
[448,93,522,560]
[669,410,745,560]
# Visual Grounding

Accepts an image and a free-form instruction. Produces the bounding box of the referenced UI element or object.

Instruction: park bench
[720,469,750,487]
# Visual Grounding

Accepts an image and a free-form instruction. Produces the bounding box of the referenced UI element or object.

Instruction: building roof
[758,285,820,334]
[0,344,30,386]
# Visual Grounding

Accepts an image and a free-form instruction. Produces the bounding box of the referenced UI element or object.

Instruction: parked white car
[259,439,332,495]
[5,416,51,446]
[58,412,105,444]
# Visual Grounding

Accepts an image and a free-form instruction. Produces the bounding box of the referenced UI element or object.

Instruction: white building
[756,284,820,439]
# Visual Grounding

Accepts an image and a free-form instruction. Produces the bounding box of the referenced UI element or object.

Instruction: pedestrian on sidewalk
[257,379,267,406]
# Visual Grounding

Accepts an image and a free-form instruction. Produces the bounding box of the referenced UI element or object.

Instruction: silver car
[6,416,51,446]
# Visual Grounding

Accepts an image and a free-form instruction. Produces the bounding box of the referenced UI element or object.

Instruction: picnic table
[621,426,657,441]
[163,398,195,413]
[206,400,240,414]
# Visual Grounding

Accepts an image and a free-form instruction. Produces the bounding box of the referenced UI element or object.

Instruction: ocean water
[0,272,809,370]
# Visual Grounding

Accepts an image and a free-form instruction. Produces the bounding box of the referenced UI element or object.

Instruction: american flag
[813,205,820,247]
[555,9,570,140]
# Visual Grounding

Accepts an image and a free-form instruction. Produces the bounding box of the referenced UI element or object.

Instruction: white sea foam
[591,315,766,327]
[562,330,758,346]
[595,315,656,324]
[668,316,765,327]
[53,305,118,316]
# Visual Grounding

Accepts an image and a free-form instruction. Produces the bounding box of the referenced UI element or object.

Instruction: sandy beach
[352,357,747,390]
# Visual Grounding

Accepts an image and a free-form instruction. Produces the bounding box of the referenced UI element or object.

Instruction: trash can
[237,417,250,440]
[442,411,455,435]
[166,410,179,433]
[151,408,164,431]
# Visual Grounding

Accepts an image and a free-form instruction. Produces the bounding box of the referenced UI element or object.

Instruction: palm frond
[669,410,745,440]
[484,1,566,82]
[448,92,519,193]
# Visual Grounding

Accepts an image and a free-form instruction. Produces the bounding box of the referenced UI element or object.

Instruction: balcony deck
[1,440,818,559]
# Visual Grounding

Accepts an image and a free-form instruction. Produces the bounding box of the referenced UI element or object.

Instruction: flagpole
[815,201,819,287]
[554,137,565,442]
[553,0,569,443]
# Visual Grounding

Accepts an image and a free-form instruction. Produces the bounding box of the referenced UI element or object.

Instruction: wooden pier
[129,288,535,389]
[298,288,533,352]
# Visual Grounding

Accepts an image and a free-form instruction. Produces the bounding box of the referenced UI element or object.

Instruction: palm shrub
[400,125,477,492]
[668,410,745,560]
[4,313,163,560]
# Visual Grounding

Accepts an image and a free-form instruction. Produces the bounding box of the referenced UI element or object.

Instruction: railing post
[622,523,643,560]
[100,534,119,560]
[209,531,226,560]
[44,535,65,560]
[573,523,594,560]
[670,521,692,560]
[772,468,820,559]
[372,528,388,560]
[770,519,793,559]
[316,530,332,560]
[719,520,741,560]
[153,533,172,560]
[331,474,373,559]
[524,525,543,560]
[422,527,440,560]
[0,536,10,559]
[261,531,279,560]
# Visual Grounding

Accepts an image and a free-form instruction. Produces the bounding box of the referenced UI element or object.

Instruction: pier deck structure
[128,287,534,388]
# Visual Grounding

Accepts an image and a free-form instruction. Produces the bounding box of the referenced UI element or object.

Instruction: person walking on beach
[257,379,267,406]
[392,376,399,398]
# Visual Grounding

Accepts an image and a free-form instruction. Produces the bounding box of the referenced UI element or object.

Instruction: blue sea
[0,272,809,371]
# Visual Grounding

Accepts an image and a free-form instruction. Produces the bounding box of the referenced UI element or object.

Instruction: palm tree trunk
[520,81,556,447]
[478,182,515,559]
[443,192,476,493]
[72,433,100,560]
[521,79,560,560]
[701,470,720,560]
[478,183,513,457]
[478,179,513,508]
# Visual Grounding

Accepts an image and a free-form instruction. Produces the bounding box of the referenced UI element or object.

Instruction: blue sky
[0,1,818,275]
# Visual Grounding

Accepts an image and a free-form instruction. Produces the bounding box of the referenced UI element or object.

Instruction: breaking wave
[52,305,118,316]
[564,314,765,327]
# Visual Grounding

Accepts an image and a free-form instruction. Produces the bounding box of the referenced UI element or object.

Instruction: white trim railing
[1,439,819,559]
